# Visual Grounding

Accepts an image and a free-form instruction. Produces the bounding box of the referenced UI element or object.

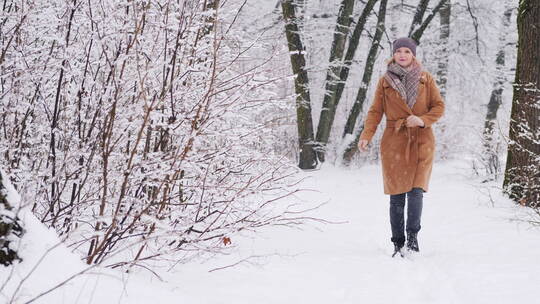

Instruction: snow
[3,159,539,303]
[1,209,178,304]
[0,169,21,210]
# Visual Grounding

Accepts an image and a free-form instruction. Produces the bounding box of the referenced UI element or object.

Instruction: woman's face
[393,47,413,67]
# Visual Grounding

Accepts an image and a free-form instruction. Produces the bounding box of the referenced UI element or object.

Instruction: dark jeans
[389,187,423,245]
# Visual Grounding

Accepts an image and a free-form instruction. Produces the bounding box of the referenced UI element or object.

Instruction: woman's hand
[358,139,369,152]
[406,115,425,128]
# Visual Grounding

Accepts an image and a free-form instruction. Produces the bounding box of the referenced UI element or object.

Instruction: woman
[357,37,445,257]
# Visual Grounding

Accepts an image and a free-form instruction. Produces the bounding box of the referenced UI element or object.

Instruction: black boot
[392,243,404,258]
[391,237,405,258]
[406,232,419,252]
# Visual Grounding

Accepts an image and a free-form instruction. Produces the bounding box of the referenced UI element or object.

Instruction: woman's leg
[406,187,423,251]
[406,187,423,234]
[389,193,406,247]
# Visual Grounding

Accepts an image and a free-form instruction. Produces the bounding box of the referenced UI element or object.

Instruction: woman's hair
[385,56,423,67]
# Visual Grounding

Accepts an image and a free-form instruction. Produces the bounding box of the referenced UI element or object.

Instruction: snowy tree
[281,0,318,169]
[436,0,450,98]
[480,5,514,179]
[503,0,540,207]
[315,0,378,163]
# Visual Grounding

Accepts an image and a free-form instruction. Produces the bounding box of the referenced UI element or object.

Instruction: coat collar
[419,72,427,84]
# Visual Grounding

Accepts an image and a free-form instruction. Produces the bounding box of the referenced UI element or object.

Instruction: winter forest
[1,0,539,303]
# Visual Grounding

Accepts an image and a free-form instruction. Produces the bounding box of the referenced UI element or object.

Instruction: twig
[465,0,482,59]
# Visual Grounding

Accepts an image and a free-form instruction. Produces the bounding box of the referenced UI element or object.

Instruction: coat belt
[386,119,419,163]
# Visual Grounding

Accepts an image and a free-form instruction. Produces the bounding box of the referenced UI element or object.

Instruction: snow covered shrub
[0,0,303,269]
[0,170,24,266]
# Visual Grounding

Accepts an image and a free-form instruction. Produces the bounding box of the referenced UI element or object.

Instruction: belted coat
[359,70,445,195]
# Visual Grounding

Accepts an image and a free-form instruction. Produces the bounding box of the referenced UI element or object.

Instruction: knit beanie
[392,37,417,56]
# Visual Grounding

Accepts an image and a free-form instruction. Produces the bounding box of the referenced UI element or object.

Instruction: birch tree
[436,0,451,98]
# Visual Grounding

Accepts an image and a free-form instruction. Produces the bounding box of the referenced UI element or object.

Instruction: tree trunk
[408,0,430,37]
[481,7,513,177]
[436,0,451,98]
[281,0,318,169]
[315,0,379,163]
[409,0,449,44]
[296,0,307,33]
[503,0,540,207]
[484,7,513,138]
[315,0,355,162]
[0,170,24,266]
[341,0,387,164]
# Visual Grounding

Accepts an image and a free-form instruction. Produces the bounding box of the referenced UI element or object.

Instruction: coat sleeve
[419,73,445,128]
[359,77,385,142]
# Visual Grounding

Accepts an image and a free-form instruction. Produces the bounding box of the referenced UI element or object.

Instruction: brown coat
[359,71,445,195]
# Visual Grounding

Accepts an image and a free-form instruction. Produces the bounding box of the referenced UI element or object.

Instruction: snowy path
[5,160,539,304]
[163,159,539,304]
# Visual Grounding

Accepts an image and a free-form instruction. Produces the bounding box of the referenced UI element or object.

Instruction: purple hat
[392,37,417,56]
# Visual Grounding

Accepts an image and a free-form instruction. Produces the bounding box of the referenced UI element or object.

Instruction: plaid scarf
[384,61,422,109]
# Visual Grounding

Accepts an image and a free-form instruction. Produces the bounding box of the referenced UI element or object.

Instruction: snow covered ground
[3,159,539,304]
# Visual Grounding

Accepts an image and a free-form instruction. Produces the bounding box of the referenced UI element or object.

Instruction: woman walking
[357,37,445,257]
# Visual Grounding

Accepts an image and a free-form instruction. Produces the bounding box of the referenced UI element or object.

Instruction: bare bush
[0,0,306,270]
